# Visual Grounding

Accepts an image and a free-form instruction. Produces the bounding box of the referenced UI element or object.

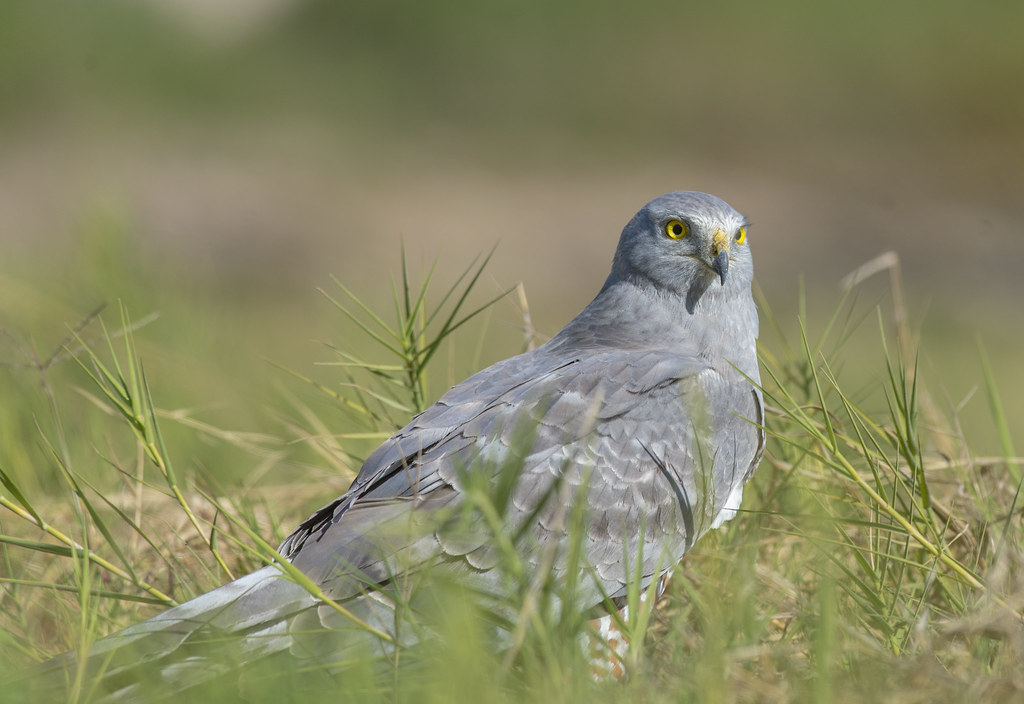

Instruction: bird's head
[607,191,753,310]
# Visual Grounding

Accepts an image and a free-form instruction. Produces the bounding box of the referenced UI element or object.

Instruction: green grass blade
[977,337,1020,483]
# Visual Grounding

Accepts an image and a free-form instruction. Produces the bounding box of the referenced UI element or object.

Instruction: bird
[36,190,764,699]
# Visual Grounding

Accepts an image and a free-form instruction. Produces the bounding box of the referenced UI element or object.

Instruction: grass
[1,249,1022,703]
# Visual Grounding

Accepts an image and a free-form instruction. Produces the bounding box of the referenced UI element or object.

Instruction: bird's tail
[24,565,397,703]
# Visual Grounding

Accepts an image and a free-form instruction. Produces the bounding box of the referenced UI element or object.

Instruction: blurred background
[1,0,1022,490]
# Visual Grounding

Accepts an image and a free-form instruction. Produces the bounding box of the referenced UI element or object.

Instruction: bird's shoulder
[279,343,713,558]
[396,342,713,450]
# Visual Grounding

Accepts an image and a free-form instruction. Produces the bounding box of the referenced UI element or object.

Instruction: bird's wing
[282,345,762,605]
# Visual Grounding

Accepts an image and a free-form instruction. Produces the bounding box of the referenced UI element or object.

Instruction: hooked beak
[710,229,730,285]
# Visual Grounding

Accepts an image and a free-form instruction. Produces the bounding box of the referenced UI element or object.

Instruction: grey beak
[711,250,729,285]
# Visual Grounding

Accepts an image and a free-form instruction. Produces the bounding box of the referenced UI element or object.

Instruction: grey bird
[38,191,764,698]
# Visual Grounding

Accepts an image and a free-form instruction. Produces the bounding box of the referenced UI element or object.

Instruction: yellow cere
[735,226,747,244]
[664,220,688,239]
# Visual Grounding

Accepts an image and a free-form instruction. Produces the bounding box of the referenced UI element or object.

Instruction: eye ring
[664,220,688,239]
[735,226,747,244]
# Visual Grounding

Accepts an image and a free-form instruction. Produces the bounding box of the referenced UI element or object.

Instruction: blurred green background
[1,0,1021,494]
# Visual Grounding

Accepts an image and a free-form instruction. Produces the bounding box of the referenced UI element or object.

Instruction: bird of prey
[39,190,764,698]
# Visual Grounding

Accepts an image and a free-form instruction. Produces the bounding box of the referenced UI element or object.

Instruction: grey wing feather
[280,345,761,604]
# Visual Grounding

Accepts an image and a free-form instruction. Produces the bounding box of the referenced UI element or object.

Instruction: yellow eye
[664,220,688,239]
[735,226,747,244]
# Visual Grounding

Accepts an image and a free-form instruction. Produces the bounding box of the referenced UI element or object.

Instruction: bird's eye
[735,226,747,244]
[664,220,688,239]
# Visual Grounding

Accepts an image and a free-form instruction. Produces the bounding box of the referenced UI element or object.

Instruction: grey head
[604,191,752,314]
